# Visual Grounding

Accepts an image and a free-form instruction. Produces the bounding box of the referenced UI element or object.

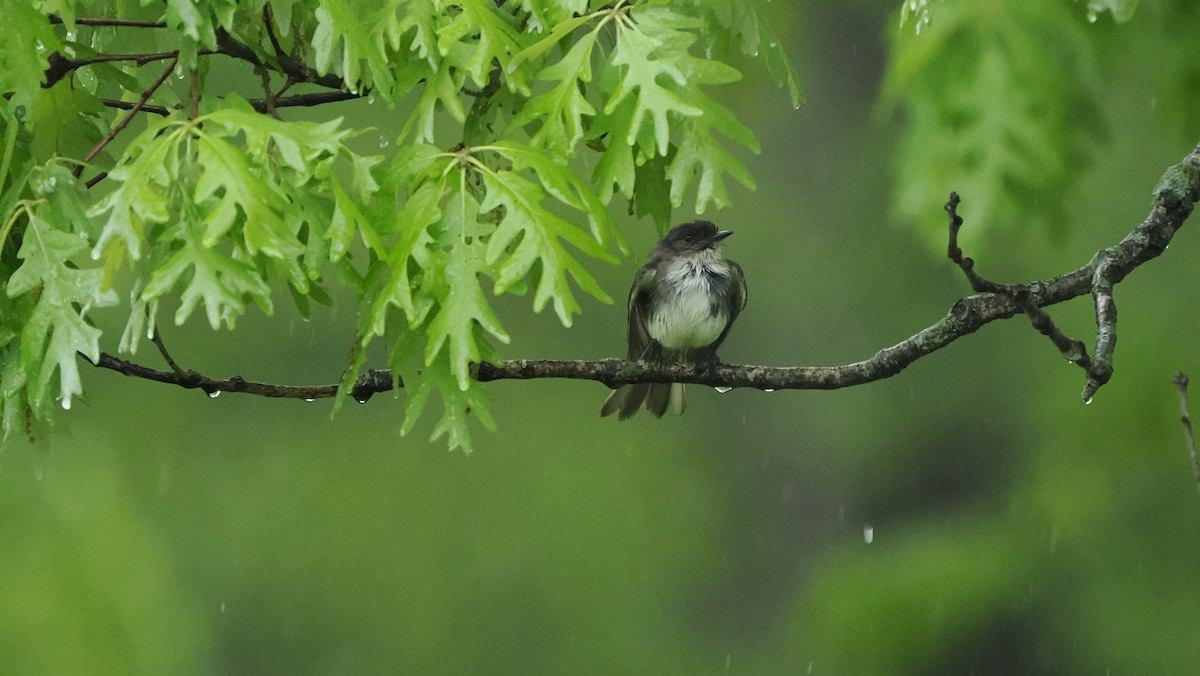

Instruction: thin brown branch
[44,50,199,88]
[263,4,287,60]
[945,193,1009,295]
[247,90,363,113]
[100,98,171,116]
[48,14,168,28]
[151,326,186,377]
[93,352,394,402]
[66,51,178,66]
[86,144,1200,403]
[274,79,296,100]
[188,68,201,120]
[257,68,279,118]
[1172,372,1200,496]
[75,56,178,179]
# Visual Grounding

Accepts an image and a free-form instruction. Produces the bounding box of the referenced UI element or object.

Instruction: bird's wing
[626,262,657,361]
[727,258,747,320]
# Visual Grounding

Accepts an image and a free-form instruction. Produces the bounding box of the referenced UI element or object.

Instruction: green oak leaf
[436,0,530,93]
[510,27,600,155]
[603,8,704,156]
[142,200,273,330]
[666,90,759,213]
[479,165,613,327]
[6,193,116,413]
[400,350,495,454]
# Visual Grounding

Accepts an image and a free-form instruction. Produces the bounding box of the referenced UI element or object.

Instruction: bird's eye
[682,235,693,243]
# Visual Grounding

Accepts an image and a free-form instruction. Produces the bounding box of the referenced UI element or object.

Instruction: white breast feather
[647,254,728,350]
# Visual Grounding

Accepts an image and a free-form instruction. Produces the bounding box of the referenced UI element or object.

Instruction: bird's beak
[710,230,733,245]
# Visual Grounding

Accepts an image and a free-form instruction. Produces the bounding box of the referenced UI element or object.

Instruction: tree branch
[98,91,362,118]
[248,90,364,113]
[92,352,395,402]
[44,49,197,89]
[87,143,1200,402]
[48,14,167,28]
[100,98,171,117]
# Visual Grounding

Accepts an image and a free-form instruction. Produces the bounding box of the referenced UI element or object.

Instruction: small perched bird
[600,220,747,420]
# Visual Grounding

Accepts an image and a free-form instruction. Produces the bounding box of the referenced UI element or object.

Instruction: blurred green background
[3,1,1200,674]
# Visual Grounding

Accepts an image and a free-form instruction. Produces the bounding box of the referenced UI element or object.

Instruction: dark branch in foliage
[74,57,177,180]
[98,91,363,119]
[42,10,367,188]
[248,90,364,113]
[48,14,168,28]
[100,98,171,117]
[88,144,1200,404]
[43,15,345,91]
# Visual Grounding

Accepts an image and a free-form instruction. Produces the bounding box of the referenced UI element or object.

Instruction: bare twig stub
[1171,373,1200,496]
[87,145,1200,403]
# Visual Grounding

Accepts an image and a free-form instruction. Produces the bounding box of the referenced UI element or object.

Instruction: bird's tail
[600,383,685,419]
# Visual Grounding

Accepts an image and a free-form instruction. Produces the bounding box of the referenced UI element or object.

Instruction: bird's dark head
[659,220,733,254]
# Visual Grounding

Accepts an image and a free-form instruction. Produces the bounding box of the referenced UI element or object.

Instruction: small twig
[274,78,296,100]
[59,51,179,67]
[49,14,168,28]
[100,98,171,116]
[188,68,201,120]
[44,50,200,88]
[100,88,360,119]
[945,193,1009,294]
[1172,373,1200,496]
[1085,260,1118,402]
[263,5,287,59]
[257,6,283,118]
[84,172,108,189]
[257,68,279,118]
[150,326,186,376]
[1012,284,1091,368]
[75,56,178,178]
[247,90,363,113]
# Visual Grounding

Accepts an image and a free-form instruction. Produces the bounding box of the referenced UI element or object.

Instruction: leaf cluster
[0,0,799,451]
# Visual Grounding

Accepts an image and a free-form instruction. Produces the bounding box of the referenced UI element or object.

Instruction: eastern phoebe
[600,220,747,419]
